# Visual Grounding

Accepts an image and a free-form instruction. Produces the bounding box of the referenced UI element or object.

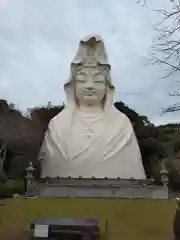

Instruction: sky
[0,0,180,126]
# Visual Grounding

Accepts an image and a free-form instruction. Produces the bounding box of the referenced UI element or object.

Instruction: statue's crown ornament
[71,34,111,69]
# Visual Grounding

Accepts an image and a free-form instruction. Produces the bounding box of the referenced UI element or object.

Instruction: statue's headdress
[71,34,111,69]
[64,34,115,107]
[65,35,114,90]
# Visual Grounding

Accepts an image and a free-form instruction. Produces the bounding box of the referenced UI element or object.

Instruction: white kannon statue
[40,35,146,179]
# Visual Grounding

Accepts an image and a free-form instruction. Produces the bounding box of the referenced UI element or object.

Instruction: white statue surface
[40,35,146,179]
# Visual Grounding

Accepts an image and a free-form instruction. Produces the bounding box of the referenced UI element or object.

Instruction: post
[0,143,7,182]
[129,187,132,199]
[105,219,109,240]
[173,198,180,240]
[160,162,169,187]
[25,161,35,193]
[0,144,6,174]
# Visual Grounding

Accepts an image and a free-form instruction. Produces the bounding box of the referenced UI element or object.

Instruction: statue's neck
[77,104,104,117]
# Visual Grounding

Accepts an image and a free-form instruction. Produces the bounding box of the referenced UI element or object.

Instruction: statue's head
[64,35,115,109]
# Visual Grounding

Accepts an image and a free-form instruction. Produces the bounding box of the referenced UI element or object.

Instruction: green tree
[29,102,65,132]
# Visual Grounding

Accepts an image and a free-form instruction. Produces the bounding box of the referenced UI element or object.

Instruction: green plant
[0,179,25,198]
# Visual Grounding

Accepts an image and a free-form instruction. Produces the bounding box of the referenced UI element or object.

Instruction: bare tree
[137,0,180,77]
[137,0,147,7]
[140,0,180,112]
[150,2,180,76]
[137,0,180,112]
[137,0,176,6]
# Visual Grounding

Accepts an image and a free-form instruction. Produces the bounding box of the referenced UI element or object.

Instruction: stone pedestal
[25,177,169,199]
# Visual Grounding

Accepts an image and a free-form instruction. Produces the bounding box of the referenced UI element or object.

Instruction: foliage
[0,179,25,198]
[29,101,65,132]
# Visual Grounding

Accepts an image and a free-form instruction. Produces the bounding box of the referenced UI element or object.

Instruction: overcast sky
[0,0,179,125]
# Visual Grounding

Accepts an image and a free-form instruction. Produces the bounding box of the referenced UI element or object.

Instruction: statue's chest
[66,116,105,160]
[70,117,104,142]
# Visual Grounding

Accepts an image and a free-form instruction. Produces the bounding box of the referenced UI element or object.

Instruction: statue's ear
[64,82,76,106]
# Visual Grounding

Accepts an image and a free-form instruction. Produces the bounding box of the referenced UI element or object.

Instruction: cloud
[0,0,179,125]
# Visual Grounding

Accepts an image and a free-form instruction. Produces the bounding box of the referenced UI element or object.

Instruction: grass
[0,198,176,240]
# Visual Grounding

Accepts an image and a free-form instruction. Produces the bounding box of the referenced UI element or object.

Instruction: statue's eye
[76,74,86,82]
[94,81,104,84]
[76,80,86,84]
[94,74,105,83]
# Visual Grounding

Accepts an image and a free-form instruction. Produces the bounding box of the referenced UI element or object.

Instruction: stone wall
[37,185,168,199]
[26,178,169,199]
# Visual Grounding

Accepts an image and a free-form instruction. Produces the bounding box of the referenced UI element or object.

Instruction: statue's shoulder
[113,107,132,125]
[48,108,67,128]
[111,107,134,134]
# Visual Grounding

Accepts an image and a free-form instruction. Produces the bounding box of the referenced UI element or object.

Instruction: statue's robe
[40,103,146,179]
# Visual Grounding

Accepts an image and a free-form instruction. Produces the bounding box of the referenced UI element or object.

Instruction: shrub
[0,179,25,198]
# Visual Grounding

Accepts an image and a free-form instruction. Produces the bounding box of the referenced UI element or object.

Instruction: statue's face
[75,67,106,106]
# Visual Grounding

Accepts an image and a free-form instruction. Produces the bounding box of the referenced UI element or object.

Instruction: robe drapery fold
[40,106,146,179]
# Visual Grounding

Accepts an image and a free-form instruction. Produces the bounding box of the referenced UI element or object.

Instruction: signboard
[34,224,49,238]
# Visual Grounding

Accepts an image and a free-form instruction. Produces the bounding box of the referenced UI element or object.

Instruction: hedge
[0,179,25,198]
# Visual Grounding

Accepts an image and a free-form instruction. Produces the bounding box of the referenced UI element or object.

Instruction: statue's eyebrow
[76,71,86,76]
[93,71,104,76]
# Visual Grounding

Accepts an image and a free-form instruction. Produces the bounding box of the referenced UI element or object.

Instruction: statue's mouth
[85,92,94,96]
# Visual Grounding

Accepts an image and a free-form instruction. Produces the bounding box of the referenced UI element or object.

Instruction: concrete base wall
[38,185,168,199]
[26,178,168,199]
